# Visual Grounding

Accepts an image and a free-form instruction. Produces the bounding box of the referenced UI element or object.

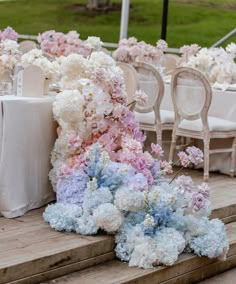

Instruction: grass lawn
[0,0,235,48]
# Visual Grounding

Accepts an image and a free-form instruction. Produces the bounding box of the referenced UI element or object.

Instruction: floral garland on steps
[43,50,228,269]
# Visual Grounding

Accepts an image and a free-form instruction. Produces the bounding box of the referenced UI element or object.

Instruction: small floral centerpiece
[0,39,21,77]
[0,26,18,42]
[112,37,168,72]
[20,49,60,82]
[179,42,236,85]
[43,51,229,269]
[37,30,103,58]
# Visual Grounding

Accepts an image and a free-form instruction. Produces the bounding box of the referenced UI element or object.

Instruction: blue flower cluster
[44,143,229,268]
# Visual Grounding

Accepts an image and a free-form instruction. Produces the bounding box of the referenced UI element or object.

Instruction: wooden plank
[43,222,236,284]
[0,235,114,283]
[162,254,236,284]
[8,252,115,284]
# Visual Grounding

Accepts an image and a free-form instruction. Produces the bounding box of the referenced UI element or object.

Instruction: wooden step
[198,267,236,283]
[0,210,115,284]
[41,222,236,284]
[1,170,236,283]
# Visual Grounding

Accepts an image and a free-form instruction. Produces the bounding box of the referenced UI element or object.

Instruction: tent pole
[161,0,169,40]
[120,0,130,40]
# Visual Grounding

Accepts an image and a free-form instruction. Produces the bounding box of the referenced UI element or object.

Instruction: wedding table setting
[0,25,235,270]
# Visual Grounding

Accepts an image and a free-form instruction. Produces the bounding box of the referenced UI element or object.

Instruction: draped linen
[0,96,56,218]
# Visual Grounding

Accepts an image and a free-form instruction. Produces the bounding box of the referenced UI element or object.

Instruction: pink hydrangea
[58,164,73,180]
[0,26,18,41]
[122,137,143,154]
[160,160,173,174]
[190,192,207,212]
[177,151,190,167]
[37,30,92,57]
[67,133,82,149]
[134,90,148,106]
[156,39,168,51]
[175,175,194,193]
[151,143,164,158]
[180,44,201,57]
[198,182,210,199]
[186,146,204,166]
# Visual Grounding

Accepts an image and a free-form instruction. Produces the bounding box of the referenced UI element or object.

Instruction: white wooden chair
[117,62,139,111]
[18,40,37,54]
[133,62,174,146]
[169,67,236,181]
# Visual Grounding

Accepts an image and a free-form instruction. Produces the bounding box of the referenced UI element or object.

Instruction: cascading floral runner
[43,51,229,269]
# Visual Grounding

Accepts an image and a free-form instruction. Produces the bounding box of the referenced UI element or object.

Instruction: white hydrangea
[129,238,157,269]
[226,42,236,58]
[85,36,103,50]
[114,187,146,212]
[154,228,185,266]
[61,53,87,79]
[0,39,19,53]
[129,227,185,268]
[148,185,177,206]
[93,203,124,233]
[89,51,116,67]
[53,89,86,132]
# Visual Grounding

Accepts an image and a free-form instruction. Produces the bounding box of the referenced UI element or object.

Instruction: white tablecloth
[0,95,57,218]
[160,84,236,175]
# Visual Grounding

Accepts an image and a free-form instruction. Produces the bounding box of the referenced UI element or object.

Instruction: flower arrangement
[0,39,21,76]
[112,37,168,72]
[20,49,60,81]
[37,30,103,57]
[179,42,236,85]
[0,26,18,42]
[43,51,228,269]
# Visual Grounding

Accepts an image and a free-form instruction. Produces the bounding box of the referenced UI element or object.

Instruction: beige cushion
[134,110,174,125]
[179,116,236,132]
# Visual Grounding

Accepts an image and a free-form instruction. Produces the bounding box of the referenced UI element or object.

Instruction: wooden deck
[1,170,236,284]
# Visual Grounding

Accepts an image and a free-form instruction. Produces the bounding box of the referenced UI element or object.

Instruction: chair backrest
[17,65,44,97]
[117,62,139,110]
[133,61,165,121]
[19,40,37,54]
[171,67,212,130]
[161,54,179,75]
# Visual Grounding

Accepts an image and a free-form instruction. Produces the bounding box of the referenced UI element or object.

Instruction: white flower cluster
[0,39,21,75]
[129,227,185,268]
[20,49,60,81]
[180,43,236,85]
[114,187,146,212]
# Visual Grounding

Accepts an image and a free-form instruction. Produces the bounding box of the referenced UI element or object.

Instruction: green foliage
[0,0,235,47]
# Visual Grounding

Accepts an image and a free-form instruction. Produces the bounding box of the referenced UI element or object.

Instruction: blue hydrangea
[57,171,89,205]
[74,214,98,235]
[43,203,82,232]
[189,219,229,258]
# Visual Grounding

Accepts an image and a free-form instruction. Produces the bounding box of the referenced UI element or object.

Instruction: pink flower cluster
[178,146,204,167]
[113,37,168,66]
[180,44,201,58]
[134,90,148,106]
[190,182,210,213]
[0,26,18,42]
[37,30,91,57]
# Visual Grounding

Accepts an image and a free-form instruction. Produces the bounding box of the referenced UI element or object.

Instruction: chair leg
[230,137,236,177]
[169,133,177,163]
[156,130,162,147]
[203,137,210,182]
